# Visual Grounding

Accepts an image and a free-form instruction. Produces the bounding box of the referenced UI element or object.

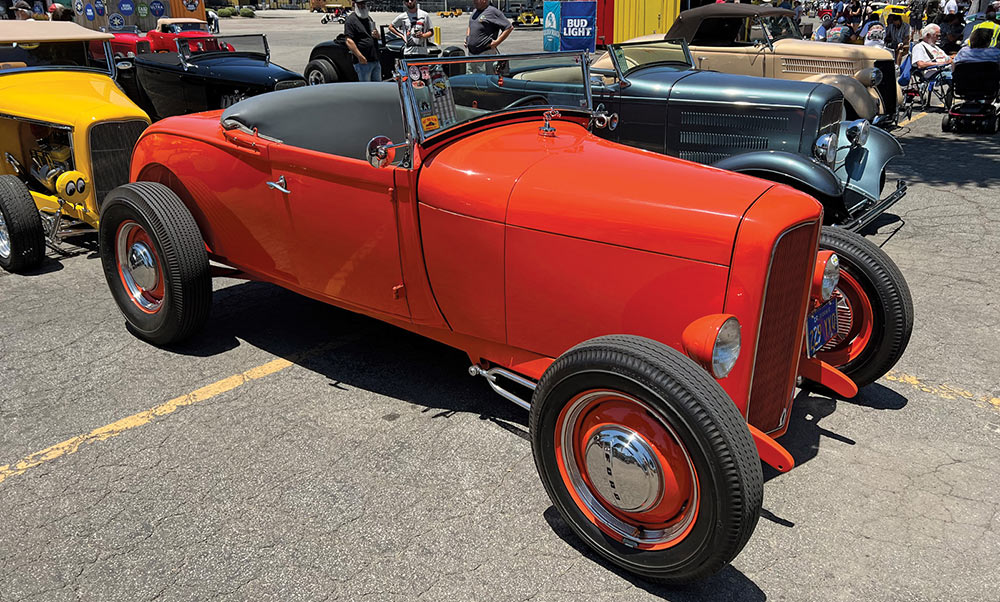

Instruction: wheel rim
[0,209,9,260]
[816,271,874,367]
[554,389,699,550]
[116,220,164,313]
[307,70,325,85]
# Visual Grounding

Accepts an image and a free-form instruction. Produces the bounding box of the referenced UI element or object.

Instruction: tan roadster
[650,4,903,126]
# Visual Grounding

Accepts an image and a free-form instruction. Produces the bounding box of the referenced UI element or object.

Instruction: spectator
[778,0,792,9]
[343,0,381,82]
[926,0,941,24]
[834,0,845,20]
[886,13,912,49]
[813,13,834,39]
[793,0,803,25]
[943,0,959,14]
[827,16,856,42]
[864,22,887,47]
[966,4,1000,46]
[910,0,927,37]
[465,0,512,57]
[50,3,72,20]
[13,0,32,19]
[389,0,433,57]
[940,13,965,52]
[912,23,953,77]
[846,0,862,24]
[954,26,1000,62]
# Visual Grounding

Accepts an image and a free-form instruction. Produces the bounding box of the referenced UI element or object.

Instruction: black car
[303,26,463,84]
[118,34,304,121]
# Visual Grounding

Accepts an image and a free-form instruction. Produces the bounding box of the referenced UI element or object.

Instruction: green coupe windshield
[0,41,110,73]
[609,40,694,74]
[400,52,591,141]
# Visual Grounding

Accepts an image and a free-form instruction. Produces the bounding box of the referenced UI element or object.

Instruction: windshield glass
[0,40,110,73]
[177,34,267,58]
[760,15,802,41]
[399,52,591,141]
[609,39,693,74]
[170,23,208,33]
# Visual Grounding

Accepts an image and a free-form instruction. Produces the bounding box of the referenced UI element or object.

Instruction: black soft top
[666,4,795,41]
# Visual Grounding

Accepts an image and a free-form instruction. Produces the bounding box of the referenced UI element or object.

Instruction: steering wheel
[502,94,548,110]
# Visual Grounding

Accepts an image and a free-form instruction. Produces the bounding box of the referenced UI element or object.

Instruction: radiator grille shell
[89,120,148,211]
[747,221,819,433]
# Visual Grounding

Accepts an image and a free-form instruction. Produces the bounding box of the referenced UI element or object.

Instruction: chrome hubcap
[127,242,158,291]
[584,426,663,512]
[116,222,161,311]
[0,210,9,260]
[307,70,325,85]
[559,391,698,546]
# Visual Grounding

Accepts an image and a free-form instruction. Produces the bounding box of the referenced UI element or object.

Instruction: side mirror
[367,135,408,168]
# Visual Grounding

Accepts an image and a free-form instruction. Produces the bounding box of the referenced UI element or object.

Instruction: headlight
[712,317,741,378]
[813,132,838,164]
[812,251,841,301]
[845,119,870,147]
[682,314,741,379]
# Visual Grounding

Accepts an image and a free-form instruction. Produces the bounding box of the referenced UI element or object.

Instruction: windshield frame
[175,33,269,65]
[606,38,694,79]
[758,15,804,43]
[0,39,115,78]
[397,50,594,146]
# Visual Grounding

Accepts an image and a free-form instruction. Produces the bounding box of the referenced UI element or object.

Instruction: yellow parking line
[0,357,293,486]
[884,370,1000,411]
[897,111,929,127]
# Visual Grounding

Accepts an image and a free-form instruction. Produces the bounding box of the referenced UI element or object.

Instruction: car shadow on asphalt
[892,130,1000,188]
[541,507,766,601]
[766,383,908,484]
[166,279,530,427]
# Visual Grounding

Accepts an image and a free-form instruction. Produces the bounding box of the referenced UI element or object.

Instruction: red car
[106,18,214,57]
[99,53,907,583]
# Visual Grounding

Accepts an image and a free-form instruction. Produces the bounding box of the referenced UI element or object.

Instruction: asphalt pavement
[1,11,999,602]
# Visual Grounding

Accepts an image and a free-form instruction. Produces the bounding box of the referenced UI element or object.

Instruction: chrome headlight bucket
[814,132,838,164]
[845,119,871,147]
[812,251,841,301]
[712,317,742,378]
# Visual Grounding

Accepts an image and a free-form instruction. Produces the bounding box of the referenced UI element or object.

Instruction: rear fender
[712,150,845,202]
[803,74,878,120]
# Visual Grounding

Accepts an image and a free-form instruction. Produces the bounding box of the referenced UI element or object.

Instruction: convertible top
[666,4,795,41]
[0,21,113,43]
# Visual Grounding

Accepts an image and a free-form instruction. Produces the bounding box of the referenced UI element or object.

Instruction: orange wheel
[99,182,212,345]
[813,227,913,388]
[530,335,762,584]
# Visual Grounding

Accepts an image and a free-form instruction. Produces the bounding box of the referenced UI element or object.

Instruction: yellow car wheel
[0,175,44,274]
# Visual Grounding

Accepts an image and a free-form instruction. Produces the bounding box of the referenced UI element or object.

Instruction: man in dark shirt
[465,0,512,56]
[344,0,382,81]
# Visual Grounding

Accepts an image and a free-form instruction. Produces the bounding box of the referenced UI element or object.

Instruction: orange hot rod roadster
[100,52,910,583]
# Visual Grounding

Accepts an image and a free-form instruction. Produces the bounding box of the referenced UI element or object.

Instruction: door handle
[266,175,290,194]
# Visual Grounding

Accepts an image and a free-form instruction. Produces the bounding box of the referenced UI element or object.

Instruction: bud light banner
[560,1,596,52]
[543,1,597,53]
[542,1,560,52]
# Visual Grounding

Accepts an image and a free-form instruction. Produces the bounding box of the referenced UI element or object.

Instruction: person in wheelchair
[954,28,1000,65]
[943,28,1000,131]
[913,24,954,76]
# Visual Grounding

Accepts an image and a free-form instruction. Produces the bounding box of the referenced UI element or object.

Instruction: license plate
[807,299,839,358]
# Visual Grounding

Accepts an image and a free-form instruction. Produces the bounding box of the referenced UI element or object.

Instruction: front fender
[803,74,878,120]
[712,150,844,200]
[834,120,903,210]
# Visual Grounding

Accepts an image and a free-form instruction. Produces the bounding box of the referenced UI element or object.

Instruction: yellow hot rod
[0,21,149,273]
